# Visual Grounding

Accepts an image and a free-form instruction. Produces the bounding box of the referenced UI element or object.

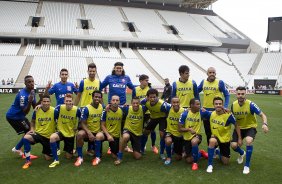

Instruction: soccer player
[100,62,135,105]
[74,63,100,107]
[44,68,78,106]
[132,74,158,154]
[172,65,199,108]
[198,67,230,144]
[74,91,104,167]
[179,98,208,170]
[115,97,147,165]
[21,95,56,169]
[204,97,240,173]
[49,94,81,168]
[164,97,185,165]
[140,88,169,159]
[6,75,38,159]
[92,95,123,165]
[231,86,269,174]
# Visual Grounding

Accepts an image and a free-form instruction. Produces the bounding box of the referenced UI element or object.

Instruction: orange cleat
[74,157,83,167]
[92,157,101,166]
[151,146,159,154]
[199,150,208,159]
[192,163,198,171]
[107,147,111,155]
[22,161,32,169]
[22,154,38,160]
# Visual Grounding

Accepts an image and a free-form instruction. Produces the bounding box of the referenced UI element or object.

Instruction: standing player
[231,86,269,174]
[204,97,241,173]
[198,67,230,144]
[115,97,147,165]
[140,89,169,159]
[161,78,172,103]
[74,63,100,107]
[164,97,185,165]
[92,95,123,165]
[21,95,56,169]
[6,75,38,159]
[74,91,104,167]
[49,94,81,168]
[172,65,199,108]
[44,68,77,106]
[179,98,208,170]
[132,74,158,154]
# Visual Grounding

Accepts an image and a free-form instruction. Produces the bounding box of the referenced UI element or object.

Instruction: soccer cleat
[199,150,208,159]
[74,157,83,167]
[160,154,166,161]
[22,161,32,169]
[49,160,60,168]
[107,147,112,155]
[192,163,198,171]
[164,158,171,165]
[12,147,23,156]
[114,159,122,166]
[151,146,159,154]
[22,154,38,160]
[243,166,250,174]
[206,165,213,173]
[124,146,133,153]
[57,149,61,156]
[92,157,101,166]
[237,151,246,164]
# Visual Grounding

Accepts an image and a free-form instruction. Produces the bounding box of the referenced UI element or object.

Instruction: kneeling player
[205,97,241,173]
[115,97,147,165]
[164,97,184,165]
[22,95,56,169]
[179,98,208,170]
[49,94,81,168]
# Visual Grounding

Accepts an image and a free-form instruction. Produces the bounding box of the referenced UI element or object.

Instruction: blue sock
[234,146,244,155]
[150,131,156,146]
[215,148,222,161]
[198,152,202,159]
[245,145,253,167]
[88,141,94,151]
[50,142,58,161]
[141,134,148,153]
[208,148,215,166]
[15,138,24,150]
[77,147,83,158]
[192,145,199,163]
[23,138,31,161]
[95,140,101,158]
[165,145,172,158]
[117,152,123,160]
[160,138,165,154]
[56,141,60,150]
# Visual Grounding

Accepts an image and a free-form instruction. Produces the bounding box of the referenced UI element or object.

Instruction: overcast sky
[212,0,282,47]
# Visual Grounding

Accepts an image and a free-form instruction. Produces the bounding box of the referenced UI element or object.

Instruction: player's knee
[96,132,104,141]
[245,137,253,145]
[122,133,130,141]
[165,138,172,145]
[76,130,85,139]
[191,139,199,146]
[231,142,238,149]
[50,134,59,143]
[159,131,165,138]
[23,134,32,141]
[208,138,217,147]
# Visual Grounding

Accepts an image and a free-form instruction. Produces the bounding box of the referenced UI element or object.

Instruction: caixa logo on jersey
[0,88,13,93]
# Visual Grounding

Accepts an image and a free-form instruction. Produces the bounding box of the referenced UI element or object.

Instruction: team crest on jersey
[67,86,71,91]
[122,79,126,83]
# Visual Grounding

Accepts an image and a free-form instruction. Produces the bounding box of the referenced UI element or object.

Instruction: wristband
[263,123,268,126]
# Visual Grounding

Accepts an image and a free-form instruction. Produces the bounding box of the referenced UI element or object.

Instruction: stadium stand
[120,48,138,59]
[0,56,26,84]
[255,53,282,76]
[37,2,83,35]
[0,1,37,33]
[0,43,21,56]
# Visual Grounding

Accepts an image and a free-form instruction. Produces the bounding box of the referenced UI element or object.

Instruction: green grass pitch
[0,93,282,184]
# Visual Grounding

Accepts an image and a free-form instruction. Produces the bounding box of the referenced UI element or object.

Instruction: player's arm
[219,80,230,109]
[74,80,84,106]
[126,76,135,90]
[43,80,53,96]
[178,111,190,132]
[197,80,204,93]
[171,82,177,99]
[54,105,60,122]
[250,102,268,133]
[100,75,110,90]
[192,80,200,100]
[80,107,95,141]
[228,114,242,145]
[100,111,113,142]
[131,86,136,98]
[28,111,36,134]
[22,91,35,115]
[160,101,171,115]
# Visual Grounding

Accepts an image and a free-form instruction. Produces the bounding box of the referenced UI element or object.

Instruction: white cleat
[12,147,23,156]
[237,151,246,164]
[243,166,250,174]
[206,165,213,173]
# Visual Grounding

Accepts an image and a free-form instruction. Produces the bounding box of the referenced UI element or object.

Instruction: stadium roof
[131,0,217,8]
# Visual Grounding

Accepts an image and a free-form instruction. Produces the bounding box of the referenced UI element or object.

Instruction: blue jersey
[6,88,36,120]
[49,82,77,105]
[100,75,135,105]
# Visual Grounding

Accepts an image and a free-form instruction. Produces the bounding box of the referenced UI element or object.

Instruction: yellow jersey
[124,106,144,136]
[33,107,55,139]
[80,78,100,107]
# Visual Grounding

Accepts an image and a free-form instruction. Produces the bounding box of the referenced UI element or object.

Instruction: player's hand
[107,135,114,142]
[74,82,78,89]
[105,104,111,112]
[27,130,35,135]
[189,128,196,134]
[262,124,269,133]
[201,107,206,112]
[238,138,243,147]
[34,104,42,111]
[28,90,35,103]
[223,108,230,113]
[46,80,52,89]
[88,133,95,142]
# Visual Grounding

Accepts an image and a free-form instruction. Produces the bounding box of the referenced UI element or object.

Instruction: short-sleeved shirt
[78,78,100,107]
[48,82,77,106]
[80,104,104,133]
[101,108,123,138]
[140,98,169,119]
[6,88,36,120]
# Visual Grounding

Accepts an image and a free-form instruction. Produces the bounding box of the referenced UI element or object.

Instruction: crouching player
[164,97,185,165]
[22,95,55,169]
[49,94,81,168]
[115,97,147,165]
[205,97,241,173]
[74,90,104,167]
[179,98,208,170]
